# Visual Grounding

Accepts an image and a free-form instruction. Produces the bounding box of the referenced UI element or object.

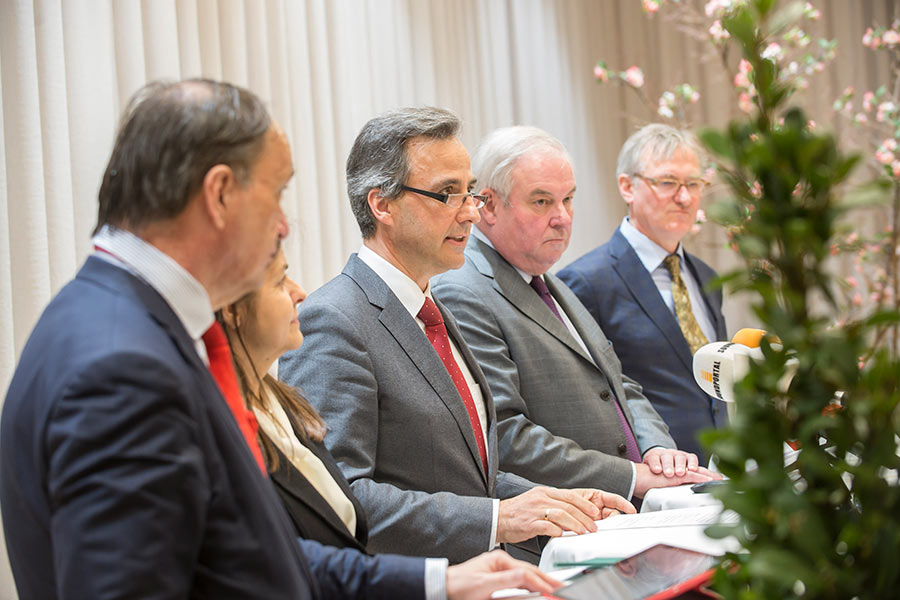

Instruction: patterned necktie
[202,322,267,474]
[663,254,708,354]
[529,275,641,463]
[417,297,489,475]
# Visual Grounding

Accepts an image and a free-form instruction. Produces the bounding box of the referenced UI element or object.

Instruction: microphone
[692,341,762,403]
[731,328,781,349]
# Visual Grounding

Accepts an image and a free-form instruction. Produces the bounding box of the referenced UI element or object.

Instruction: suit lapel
[469,238,594,364]
[608,230,694,373]
[81,257,267,476]
[343,255,489,485]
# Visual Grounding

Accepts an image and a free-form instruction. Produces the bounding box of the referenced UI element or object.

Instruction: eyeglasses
[633,174,708,198]
[400,185,487,209]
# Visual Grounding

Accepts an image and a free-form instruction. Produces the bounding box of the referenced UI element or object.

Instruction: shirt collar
[357,244,433,318]
[619,216,684,273]
[92,225,215,342]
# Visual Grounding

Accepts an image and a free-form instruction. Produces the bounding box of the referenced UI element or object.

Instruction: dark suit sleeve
[433,280,635,497]
[44,352,209,599]
[299,538,426,599]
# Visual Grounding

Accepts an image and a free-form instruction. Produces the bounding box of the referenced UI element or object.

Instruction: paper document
[589,504,739,531]
[539,505,742,571]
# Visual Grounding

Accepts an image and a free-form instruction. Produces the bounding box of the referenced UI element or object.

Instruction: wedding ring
[543,508,550,520]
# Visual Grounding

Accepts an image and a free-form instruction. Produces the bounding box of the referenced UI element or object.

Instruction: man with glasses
[280,108,633,566]
[433,126,717,509]
[558,123,727,462]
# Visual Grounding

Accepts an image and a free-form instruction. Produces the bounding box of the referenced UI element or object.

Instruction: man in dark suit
[558,123,728,462]
[280,108,633,566]
[433,126,716,503]
[0,79,560,600]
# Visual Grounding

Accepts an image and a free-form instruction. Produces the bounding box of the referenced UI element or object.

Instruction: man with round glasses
[558,123,728,463]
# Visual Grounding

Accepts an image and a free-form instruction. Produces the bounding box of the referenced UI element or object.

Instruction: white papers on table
[538,505,742,571]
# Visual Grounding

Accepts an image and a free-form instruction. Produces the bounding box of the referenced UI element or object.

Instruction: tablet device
[554,544,717,600]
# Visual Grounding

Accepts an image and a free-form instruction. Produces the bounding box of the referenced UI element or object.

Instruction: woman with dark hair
[218,248,368,552]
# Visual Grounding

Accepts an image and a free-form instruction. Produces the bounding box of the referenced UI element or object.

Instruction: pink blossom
[847,276,858,288]
[623,66,644,88]
[852,293,863,306]
[863,28,880,49]
[829,243,839,256]
[593,65,609,82]
[709,20,730,41]
[807,120,816,130]
[738,58,752,75]
[749,180,762,198]
[803,2,821,20]
[863,91,875,112]
[854,113,868,124]
[842,86,854,97]
[642,0,661,13]
[875,149,896,165]
[738,93,754,114]
[813,61,825,73]
[695,208,707,224]
[762,42,783,61]
[847,232,859,244]
[883,30,900,46]
[858,357,866,370]
[892,160,900,177]
[734,71,750,88]
[883,138,897,151]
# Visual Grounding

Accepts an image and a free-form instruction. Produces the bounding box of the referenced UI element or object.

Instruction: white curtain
[0,1,892,596]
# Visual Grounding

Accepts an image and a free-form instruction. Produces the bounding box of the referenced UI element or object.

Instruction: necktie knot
[417,297,444,327]
[663,254,681,281]
[529,275,551,296]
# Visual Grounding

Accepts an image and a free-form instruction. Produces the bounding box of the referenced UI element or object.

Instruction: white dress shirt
[619,217,716,343]
[254,387,357,536]
[357,244,500,550]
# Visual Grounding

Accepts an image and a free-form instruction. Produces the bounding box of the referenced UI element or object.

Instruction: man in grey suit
[280,108,633,566]
[432,126,718,503]
[558,124,727,462]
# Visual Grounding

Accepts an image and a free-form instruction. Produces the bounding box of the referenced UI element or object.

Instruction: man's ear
[367,188,393,228]
[201,165,237,230]
[479,188,500,227]
[618,174,635,209]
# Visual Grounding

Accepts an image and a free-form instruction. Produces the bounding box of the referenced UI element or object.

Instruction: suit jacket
[432,237,675,498]
[0,256,424,599]
[279,254,536,564]
[268,407,369,553]
[557,228,728,461]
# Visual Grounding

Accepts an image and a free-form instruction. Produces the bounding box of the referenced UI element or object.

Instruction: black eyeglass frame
[400,185,487,209]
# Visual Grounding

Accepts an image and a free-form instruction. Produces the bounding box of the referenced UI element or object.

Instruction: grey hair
[95,79,271,234]
[472,126,572,203]
[616,123,706,177]
[346,107,461,239]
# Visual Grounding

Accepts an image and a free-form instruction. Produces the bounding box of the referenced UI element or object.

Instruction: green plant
[699,1,900,598]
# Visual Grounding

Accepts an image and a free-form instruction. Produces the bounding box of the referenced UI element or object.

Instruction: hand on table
[446,550,562,600]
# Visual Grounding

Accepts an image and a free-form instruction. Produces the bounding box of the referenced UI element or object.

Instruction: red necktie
[530,275,642,463]
[417,298,489,475]
[202,322,267,474]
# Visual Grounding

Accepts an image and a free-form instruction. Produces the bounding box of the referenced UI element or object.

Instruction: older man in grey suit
[279,109,632,565]
[432,126,717,503]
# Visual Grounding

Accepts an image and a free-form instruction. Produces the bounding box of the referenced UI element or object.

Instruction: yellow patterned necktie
[663,254,708,354]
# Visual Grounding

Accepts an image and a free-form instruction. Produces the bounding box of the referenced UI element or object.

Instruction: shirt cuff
[490,497,500,549]
[627,462,637,501]
[424,557,449,600]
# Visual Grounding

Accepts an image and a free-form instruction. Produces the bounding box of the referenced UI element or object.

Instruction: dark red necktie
[202,322,267,474]
[530,275,642,463]
[417,298,489,475]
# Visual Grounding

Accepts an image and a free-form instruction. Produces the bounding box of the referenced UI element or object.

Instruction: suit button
[617,443,627,455]
[600,390,611,400]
